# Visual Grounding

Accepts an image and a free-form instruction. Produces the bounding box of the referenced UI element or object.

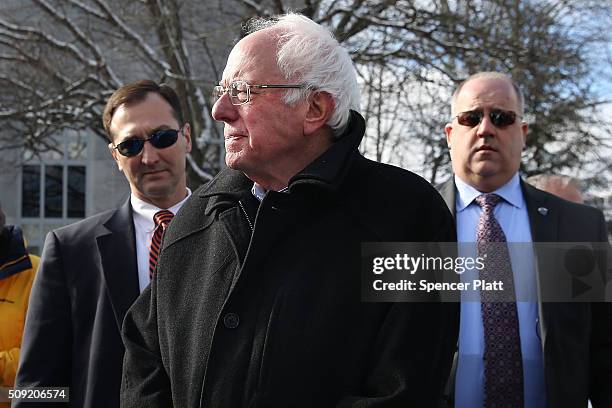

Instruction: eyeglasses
[113,128,181,157]
[212,80,306,106]
[454,109,521,128]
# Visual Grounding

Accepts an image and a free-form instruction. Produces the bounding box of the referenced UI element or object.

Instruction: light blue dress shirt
[454,173,546,408]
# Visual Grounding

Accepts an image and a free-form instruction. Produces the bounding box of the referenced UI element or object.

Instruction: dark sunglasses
[113,128,181,157]
[455,109,520,128]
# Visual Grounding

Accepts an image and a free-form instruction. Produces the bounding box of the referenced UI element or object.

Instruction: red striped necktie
[149,210,174,280]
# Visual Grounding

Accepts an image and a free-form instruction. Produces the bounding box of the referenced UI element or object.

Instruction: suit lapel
[439,178,456,217]
[522,181,558,242]
[96,199,140,331]
[437,178,459,403]
[522,181,559,359]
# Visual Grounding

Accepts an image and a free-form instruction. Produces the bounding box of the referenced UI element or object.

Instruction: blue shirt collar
[454,173,524,212]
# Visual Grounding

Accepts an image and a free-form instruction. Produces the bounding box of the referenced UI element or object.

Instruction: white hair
[244,13,361,138]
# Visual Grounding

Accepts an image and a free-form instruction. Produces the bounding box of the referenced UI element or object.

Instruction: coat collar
[288,110,365,192]
[439,177,456,217]
[199,110,366,214]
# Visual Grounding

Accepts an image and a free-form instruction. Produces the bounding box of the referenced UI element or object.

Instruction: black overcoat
[121,112,460,407]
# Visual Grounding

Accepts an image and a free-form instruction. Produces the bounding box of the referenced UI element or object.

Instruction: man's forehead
[221,29,280,83]
[113,93,173,117]
[456,78,518,109]
[222,49,257,82]
[111,121,153,141]
[109,95,178,139]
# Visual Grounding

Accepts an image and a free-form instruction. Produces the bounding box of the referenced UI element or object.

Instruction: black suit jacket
[15,199,140,408]
[439,177,612,407]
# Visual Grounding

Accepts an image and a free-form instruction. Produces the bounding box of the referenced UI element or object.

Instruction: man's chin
[139,183,175,199]
[225,153,248,171]
[471,162,501,178]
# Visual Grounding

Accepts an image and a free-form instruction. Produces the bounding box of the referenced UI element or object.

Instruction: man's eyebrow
[151,125,174,132]
[122,125,174,140]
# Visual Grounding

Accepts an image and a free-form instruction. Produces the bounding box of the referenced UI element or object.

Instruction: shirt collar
[131,188,192,231]
[454,173,524,212]
[251,183,289,202]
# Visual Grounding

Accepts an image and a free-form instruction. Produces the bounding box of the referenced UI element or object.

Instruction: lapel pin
[538,207,548,216]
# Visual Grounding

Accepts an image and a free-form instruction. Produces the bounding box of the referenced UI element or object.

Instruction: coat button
[223,312,240,329]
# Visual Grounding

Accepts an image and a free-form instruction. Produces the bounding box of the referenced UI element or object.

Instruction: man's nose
[476,113,496,138]
[140,140,160,165]
[211,93,238,123]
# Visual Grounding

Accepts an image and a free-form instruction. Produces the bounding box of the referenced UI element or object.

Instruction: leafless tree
[1,0,610,189]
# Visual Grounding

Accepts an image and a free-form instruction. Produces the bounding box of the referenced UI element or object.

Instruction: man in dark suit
[120,13,459,408]
[14,80,192,407]
[440,71,611,407]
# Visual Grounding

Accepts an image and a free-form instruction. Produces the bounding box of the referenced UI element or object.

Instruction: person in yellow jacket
[0,204,38,407]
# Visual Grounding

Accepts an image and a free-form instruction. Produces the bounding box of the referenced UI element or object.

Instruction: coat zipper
[238,200,254,231]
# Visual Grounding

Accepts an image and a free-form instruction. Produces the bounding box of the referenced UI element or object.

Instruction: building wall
[0,132,129,256]
[89,134,131,215]
[0,148,21,224]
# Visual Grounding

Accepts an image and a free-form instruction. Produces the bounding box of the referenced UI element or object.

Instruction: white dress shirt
[131,189,191,292]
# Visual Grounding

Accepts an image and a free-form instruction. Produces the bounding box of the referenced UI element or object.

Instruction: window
[20,164,86,219]
[21,165,41,217]
[68,166,86,218]
[19,131,88,254]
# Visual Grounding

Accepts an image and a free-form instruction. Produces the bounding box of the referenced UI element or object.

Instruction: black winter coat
[121,111,459,407]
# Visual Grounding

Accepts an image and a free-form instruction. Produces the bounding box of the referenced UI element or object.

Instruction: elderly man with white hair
[121,13,459,408]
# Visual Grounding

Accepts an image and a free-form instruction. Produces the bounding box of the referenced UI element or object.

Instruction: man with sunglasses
[15,80,192,408]
[121,13,458,408]
[439,72,611,407]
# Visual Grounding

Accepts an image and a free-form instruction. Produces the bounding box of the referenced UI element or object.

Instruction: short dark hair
[102,80,184,142]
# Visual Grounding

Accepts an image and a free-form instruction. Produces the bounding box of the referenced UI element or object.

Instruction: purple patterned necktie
[475,194,524,408]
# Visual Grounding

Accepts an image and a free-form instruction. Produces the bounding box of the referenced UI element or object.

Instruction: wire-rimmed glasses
[212,80,307,106]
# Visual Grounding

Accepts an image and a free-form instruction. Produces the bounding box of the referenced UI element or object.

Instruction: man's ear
[108,143,123,172]
[444,123,453,148]
[304,92,335,136]
[182,123,192,154]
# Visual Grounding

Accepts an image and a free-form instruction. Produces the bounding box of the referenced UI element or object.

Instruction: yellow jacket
[0,226,39,407]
